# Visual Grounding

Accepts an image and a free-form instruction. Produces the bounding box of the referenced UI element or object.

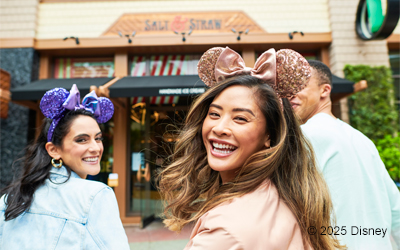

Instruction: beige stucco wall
[0,0,39,38]
[34,0,331,39]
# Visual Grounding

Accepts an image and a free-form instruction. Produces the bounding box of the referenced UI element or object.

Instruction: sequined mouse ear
[197,47,225,87]
[95,97,114,123]
[39,88,70,119]
[275,49,311,98]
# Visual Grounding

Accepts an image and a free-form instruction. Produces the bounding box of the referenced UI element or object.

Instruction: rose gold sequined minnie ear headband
[197,47,311,99]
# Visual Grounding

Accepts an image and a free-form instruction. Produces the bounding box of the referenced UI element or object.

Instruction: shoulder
[46,172,109,200]
[192,181,302,249]
[301,113,340,141]
[47,167,109,198]
[336,119,377,149]
[30,172,111,222]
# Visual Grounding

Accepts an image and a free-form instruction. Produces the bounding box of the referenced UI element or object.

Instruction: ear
[45,142,61,160]
[319,83,331,98]
[264,134,271,148]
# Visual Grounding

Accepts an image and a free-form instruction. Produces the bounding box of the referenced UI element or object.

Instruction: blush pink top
[184,180,311,250]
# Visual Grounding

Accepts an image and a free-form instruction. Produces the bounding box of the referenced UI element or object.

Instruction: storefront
[1,0,399,227]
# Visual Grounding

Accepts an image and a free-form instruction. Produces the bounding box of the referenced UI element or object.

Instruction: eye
[96,137,104,142]
[75,138,87,143]
[208,112,220,118]
[235,116,248,122]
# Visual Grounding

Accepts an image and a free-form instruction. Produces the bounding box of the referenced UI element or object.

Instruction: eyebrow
[209,103,255,117]
[74,132,102,138]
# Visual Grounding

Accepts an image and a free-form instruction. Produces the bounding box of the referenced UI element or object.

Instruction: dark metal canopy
[108,74,354,97]
[108,75,206,97]
[331,75,354,93]
[11,78,113,101]
[10,74,354,101]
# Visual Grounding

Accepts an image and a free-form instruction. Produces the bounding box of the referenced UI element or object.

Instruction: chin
[208,160,239,173]
[87,166,101,176]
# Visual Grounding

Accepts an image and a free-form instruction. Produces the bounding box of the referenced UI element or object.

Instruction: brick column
[328,0,390,123]
[0,48,40,190]
[0,0,40,190]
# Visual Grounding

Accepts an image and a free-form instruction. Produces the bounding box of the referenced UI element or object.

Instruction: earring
[51,158,63,168]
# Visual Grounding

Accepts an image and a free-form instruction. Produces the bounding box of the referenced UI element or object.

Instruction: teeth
[212,142,237,151]
[214,148,233,154]
[83,157,98,162]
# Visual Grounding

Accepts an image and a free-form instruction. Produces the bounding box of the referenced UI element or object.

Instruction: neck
[303,98,335,124]
[220,170,237,184]
[316,99,335,118]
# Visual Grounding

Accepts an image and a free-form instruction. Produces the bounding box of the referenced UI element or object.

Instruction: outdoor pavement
[125,220,399,250]
[125,220,192,250]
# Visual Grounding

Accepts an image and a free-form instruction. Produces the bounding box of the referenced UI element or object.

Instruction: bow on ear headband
[40,84,114,142]
[197,47,311,98]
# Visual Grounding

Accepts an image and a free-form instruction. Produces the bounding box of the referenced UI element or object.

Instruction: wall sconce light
[231,28,249,41]
[118,31,136,44]
[174,29,192,42]
[63,36,79,45]
[288,31,304,40]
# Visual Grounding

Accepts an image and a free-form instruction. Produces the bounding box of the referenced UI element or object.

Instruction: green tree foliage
[344,65,399,182]
[375,135,400,181]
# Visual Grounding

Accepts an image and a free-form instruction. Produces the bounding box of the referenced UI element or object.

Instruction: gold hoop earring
[51,158,63,168]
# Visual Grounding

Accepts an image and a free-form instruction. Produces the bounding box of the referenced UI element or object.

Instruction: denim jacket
[0,166,130,250]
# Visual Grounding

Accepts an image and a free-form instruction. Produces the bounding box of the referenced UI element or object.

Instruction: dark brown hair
[159,75,345,249]
[308,59,332,86]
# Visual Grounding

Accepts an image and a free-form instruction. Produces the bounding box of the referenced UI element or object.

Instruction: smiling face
[48,115,104,179]
[202,85,270,183]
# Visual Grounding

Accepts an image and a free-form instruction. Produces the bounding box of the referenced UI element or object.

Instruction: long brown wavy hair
[158,75,346,250]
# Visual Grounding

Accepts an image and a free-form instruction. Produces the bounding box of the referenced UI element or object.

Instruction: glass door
[129,100,154,227]
[140,98,154,227]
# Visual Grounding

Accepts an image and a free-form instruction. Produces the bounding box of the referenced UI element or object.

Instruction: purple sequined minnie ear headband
[197,47,311,99]
[40,84,114,142]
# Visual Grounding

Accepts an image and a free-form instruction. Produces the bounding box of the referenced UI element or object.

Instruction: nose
[211,118,232,137]
[88,139,101,153]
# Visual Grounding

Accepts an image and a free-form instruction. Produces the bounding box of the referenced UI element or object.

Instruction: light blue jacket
[0,166,130,250]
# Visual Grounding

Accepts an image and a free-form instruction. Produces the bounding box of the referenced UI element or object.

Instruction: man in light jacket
[290,60,400,250]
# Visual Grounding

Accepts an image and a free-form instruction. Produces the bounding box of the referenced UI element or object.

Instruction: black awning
[11,78,114,101]
[109,75,353,97]
[108,75,206,97]
[331,75,354,93]
[10,75,355,101]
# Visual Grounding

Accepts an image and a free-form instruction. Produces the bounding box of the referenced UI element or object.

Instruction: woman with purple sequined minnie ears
[159,48,346,249]
[0,84,129,249]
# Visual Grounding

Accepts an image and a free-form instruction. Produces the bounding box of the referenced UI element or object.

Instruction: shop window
[389,50,400,125]
[301,52,317,61]
[54,58,114,79]
[130,54,201,76]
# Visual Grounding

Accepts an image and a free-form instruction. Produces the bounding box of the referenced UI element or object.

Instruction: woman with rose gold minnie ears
[159,47,345,250]
[0,84,129,249]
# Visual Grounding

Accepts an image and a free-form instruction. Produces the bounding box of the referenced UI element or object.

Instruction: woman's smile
[209,138,238,157]
[82,156,100,164]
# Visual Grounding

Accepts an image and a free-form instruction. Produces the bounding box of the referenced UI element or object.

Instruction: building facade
[1,0,399,226]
